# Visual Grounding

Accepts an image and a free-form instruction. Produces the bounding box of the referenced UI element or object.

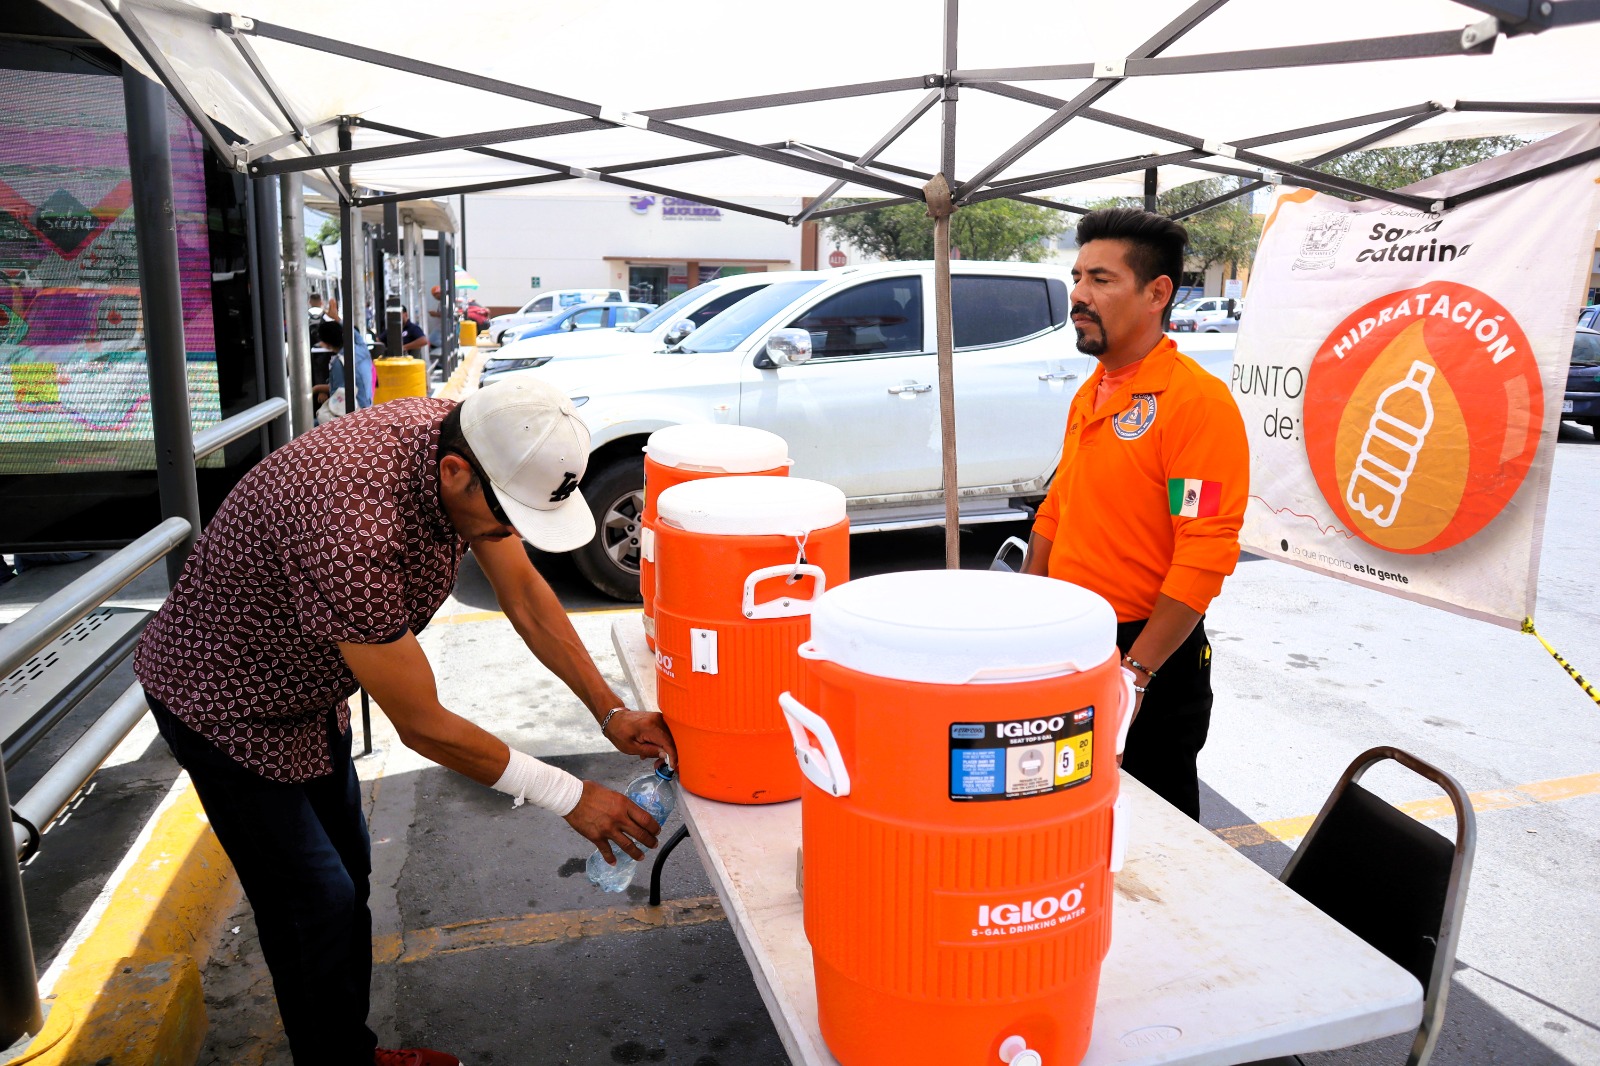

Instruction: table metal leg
[649,825,690,906]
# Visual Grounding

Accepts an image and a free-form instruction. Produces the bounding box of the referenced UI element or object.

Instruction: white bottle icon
[1345,360,1436,528]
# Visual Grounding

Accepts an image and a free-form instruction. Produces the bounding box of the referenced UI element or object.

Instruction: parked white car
[488,288,624,344]
[505,261,1091,599]
[1168,295,1241,333]
[477,272,784,382]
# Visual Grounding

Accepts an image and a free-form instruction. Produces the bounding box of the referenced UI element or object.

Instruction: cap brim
[494,483,596,553]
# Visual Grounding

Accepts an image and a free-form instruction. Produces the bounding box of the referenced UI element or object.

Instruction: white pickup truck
[502,261,1092,599]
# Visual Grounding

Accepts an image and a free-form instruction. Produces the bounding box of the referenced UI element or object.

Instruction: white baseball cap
[458,379,595,551]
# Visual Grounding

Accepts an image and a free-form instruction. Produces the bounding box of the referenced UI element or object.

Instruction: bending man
[135,379,674,1065]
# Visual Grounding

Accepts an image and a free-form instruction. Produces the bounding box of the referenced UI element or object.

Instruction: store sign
[626,194,719,220]
[1233,121,1600,627]
[662,196,721,221]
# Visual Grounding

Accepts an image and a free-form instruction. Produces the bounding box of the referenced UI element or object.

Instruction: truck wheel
[572,456,645,601]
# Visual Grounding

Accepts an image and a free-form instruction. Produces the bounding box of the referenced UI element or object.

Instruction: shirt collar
[1081,336,1180,419]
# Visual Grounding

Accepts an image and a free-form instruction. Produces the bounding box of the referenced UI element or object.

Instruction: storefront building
[461,192,828,314]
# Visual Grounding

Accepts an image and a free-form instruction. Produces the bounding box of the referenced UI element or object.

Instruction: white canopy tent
[35,0,1600,210]
[35,0,1600,563]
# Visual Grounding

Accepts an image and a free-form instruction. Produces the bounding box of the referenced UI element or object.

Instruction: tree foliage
[820,198,1069,263]
[304,218,340,261]
[1087,179,1262,277]
[1315,135,1526,197]
[1081,137,1526,278]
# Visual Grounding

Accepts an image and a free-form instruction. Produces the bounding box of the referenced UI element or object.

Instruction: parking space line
[372,894,725,966]
[1213,770,1600,848]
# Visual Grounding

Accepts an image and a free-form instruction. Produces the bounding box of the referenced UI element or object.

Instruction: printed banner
[1232,122,1600,627]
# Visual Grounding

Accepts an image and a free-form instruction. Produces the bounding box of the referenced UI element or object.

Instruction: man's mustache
[1071,303,1102,326]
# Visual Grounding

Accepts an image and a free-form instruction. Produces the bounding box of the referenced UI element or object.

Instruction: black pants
[1117,618,1213,822]
[149,698,377,1065]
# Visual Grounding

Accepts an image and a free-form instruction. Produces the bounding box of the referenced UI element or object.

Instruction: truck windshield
[678,280,824,353]
[627,287,706,333]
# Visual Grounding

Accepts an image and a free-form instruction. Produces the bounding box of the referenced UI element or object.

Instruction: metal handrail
[11,683,150,861]
[0,518,191,682]
[192,397,290,459]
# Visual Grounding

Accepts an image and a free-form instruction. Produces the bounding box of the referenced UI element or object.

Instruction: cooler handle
[778,691,851,798]
[964,658,1088,683]
[743,564,827,620]
[1116,666,1137,756]
[1109,792,1129,874]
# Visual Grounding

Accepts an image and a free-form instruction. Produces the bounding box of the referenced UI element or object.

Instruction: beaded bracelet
[1122,656,1158,680]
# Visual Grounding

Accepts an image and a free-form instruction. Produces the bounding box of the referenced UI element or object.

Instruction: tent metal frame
[91,0,1600,569]
[107,0,1600,225]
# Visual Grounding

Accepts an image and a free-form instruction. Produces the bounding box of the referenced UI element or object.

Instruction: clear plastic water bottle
[585,766,678,893]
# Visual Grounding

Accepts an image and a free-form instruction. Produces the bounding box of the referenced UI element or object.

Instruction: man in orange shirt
[1024,208,1248,821]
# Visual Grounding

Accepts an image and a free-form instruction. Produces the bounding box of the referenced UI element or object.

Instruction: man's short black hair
[1076,208,1189,315]
[436,403,480,488]
[315,320,344,349]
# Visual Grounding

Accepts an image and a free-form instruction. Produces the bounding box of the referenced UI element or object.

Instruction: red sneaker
[374,1049,461,1066]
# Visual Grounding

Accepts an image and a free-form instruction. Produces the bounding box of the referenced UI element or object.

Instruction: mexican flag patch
[1169,478,1222,518]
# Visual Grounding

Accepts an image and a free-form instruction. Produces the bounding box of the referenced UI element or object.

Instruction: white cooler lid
[801,570,1117,685]
[644,424,790,473]
[657,476,846,536]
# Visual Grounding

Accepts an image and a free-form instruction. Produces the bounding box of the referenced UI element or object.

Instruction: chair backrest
[1280,747,1475,1066]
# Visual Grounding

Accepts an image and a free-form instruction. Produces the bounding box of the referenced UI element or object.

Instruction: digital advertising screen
[0,67,221,476]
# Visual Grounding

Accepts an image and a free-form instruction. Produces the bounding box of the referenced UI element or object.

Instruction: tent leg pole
[935,0,961,571]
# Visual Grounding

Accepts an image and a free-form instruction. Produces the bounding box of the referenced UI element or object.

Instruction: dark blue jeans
[148,697,377,1065]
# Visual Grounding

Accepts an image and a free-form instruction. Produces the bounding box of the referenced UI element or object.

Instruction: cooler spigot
[999,1035,1043,1065]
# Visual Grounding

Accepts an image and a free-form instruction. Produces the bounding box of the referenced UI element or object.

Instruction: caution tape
[1522,617,1600,707]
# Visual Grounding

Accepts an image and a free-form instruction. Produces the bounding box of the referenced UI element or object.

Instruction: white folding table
[612,616,1422,1066]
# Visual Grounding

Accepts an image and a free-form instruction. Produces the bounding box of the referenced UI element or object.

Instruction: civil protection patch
[1113,393,1158,440]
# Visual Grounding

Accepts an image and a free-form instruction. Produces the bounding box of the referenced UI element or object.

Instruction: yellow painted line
[1214,770,1600,849]
[431,608,508,626]
[373,894,725,966]
[9,782,241,1065]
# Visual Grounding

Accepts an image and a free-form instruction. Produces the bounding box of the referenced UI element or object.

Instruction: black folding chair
[1266,746,1476,1066]
[989,535,1029,573]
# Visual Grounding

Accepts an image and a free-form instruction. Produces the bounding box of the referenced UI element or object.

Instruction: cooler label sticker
[948,706,1094,801]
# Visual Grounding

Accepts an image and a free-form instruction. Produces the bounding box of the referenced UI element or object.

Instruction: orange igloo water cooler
[641,425,790,648]
[780,570,1135,1066]
[653,475,848,804]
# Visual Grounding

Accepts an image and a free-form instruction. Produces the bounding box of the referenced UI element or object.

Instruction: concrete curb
[5,779,240,1066]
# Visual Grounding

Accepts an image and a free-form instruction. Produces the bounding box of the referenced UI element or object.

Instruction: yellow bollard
[373,357,427,404]
[459,319,478,347]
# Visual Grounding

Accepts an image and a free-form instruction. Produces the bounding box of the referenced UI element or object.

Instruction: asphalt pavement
[5,423,1598,1066]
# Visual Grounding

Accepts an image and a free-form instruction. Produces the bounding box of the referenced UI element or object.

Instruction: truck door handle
[887,383,934,395]
[1038,371,1079,382]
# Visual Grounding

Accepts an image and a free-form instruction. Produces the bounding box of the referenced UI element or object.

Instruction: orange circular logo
[1303,283,1541,554]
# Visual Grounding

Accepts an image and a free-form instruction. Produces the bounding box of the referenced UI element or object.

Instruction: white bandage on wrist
[491,748,583,817]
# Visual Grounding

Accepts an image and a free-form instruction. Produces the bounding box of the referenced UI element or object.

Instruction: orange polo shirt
[1032,337,1249,622]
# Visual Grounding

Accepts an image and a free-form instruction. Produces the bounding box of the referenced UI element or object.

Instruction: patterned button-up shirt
[134,397,467,782]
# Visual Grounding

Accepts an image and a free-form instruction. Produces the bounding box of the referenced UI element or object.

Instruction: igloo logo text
[977,886,1086,931]
[997,716,1064,739]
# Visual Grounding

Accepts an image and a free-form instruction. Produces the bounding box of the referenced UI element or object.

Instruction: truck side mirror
[762,328,813,368]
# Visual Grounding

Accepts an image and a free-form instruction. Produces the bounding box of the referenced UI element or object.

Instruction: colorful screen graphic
[0,69,220,474]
